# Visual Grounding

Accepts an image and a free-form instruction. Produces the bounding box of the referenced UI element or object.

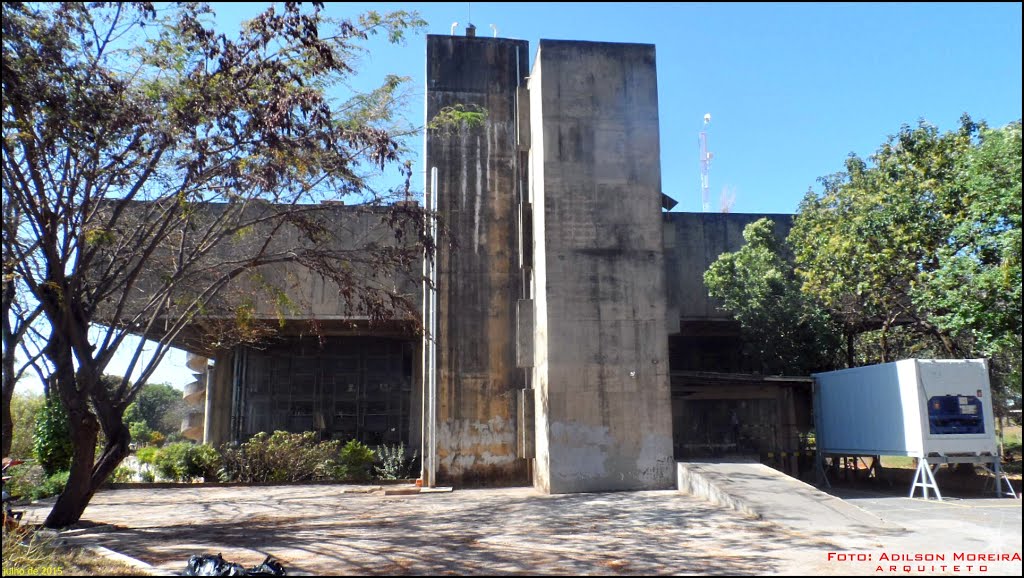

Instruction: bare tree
[2,2,430,527]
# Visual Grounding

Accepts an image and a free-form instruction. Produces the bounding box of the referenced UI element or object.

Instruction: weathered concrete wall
[426,34,529,485]
[663,213,794,325]
[530,40,674,493]
[206,348,234,446]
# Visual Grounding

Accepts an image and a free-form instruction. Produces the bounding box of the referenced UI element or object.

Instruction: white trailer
[812,359,1014,499]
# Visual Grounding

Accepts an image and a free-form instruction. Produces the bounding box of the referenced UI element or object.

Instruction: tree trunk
[45,401,99,528]
[2,355,14,458]
[845,329,855,368]
[44,386,132,528]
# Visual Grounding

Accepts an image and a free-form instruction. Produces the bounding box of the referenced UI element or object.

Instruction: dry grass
[1,526,139,576]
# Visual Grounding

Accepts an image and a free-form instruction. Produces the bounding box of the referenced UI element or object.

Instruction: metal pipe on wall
[421,166,439,488]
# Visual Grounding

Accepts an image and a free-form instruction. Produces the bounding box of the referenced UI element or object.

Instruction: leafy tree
[704,218,843,375]
[2,2,429,527]
[123,381,187,437]
[6,390,44,460]
[790,116,1021,408]
[791,118,981,361]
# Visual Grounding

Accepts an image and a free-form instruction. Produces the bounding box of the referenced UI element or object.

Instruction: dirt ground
[21,485,848,576]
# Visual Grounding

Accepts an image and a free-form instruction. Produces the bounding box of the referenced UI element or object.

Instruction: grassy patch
[1,526,138,576]
[879,456,916,470]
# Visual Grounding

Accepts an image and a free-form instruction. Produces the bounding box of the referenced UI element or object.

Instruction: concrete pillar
[425,34,530,486]
[206,348,234,446]
[529,40,675,493]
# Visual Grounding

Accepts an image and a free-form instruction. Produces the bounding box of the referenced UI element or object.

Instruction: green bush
[153,442,186,481]
[8,392,45,460]
[110,465,135,483]
[338,439,376,482]
[34,470,70,500]
[139,469,155,483]
[154,442,220,482]
[219,431,341,483]
[3,464,45,500]
[149,431,166,447]
[136,445,160,466]
[33,399,73,476]
[374,443,417,480]
[128,421,152,446]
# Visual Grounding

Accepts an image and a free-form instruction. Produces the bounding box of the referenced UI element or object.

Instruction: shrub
[136,446,160,466]
[149,431,166,447]
[139,469,155,483]
[337,440,376,482]
[154,442,220,482]
[219,431,341,483]
[33,470,70,500]
[374,443,417,480]
[3,463,45,501]
[128,421,152,446]
[33,399,73,476]
[8,392,45,461]
[110,465,135,483]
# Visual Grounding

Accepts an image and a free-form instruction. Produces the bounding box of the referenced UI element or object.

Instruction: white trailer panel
[813,359,997,458]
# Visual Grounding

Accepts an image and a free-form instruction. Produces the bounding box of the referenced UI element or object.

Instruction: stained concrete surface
[23,485,842,576]
[20,482,1021,576]
[677,460,1022,576]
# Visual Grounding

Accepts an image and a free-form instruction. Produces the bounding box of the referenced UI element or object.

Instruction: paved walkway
[24,485,841,575]
[20,476,1022,576]
[677,460,1022,576]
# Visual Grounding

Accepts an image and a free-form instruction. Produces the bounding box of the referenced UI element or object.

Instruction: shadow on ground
[24,487,838,575]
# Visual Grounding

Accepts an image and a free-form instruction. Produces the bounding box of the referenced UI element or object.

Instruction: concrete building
[165,32,812,492]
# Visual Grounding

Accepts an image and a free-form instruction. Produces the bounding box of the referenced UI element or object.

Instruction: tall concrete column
[425,34,530,485]
[205,348,234,446]
[529,40,675,493]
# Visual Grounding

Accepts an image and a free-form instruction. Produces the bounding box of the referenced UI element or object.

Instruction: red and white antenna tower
[699,113,712,212]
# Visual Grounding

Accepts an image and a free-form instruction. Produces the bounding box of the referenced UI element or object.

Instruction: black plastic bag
[184,553,286,576]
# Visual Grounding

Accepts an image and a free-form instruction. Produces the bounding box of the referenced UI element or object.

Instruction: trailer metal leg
[910,458,942,501]
[815,451,831,489]
[980,459,1019,499]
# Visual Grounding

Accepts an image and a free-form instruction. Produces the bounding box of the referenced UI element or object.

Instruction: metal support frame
[910,458,943,500]
[818,451,1014,501]
[978,463,1019,499]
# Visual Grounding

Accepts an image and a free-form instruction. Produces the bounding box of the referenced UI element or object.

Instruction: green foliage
[427,104,489,134]
[7,392,44,460]
[153,442,221,482]
[136,446,160,466]
[149,431,166,447]
[3,463,45,501]
[128,421,152,446]
[35,470,70,501]
[33,399,72,476]
[790,117,1021,408]
[219,431,341,483]
[123,381,188,437]
[110,465,135,484]
[374,443,417,480]
[704,218,843,374]
[338,439,377,482]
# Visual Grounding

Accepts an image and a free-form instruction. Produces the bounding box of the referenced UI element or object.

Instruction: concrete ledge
[82,544,156,575]
[677,459,898,537]
[103,479,414,490]
[676,460,762,519]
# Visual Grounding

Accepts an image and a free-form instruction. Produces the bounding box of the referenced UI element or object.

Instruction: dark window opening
[927,395,984,435]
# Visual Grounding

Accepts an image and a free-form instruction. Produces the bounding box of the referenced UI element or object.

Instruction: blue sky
[44,2,1024,392]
